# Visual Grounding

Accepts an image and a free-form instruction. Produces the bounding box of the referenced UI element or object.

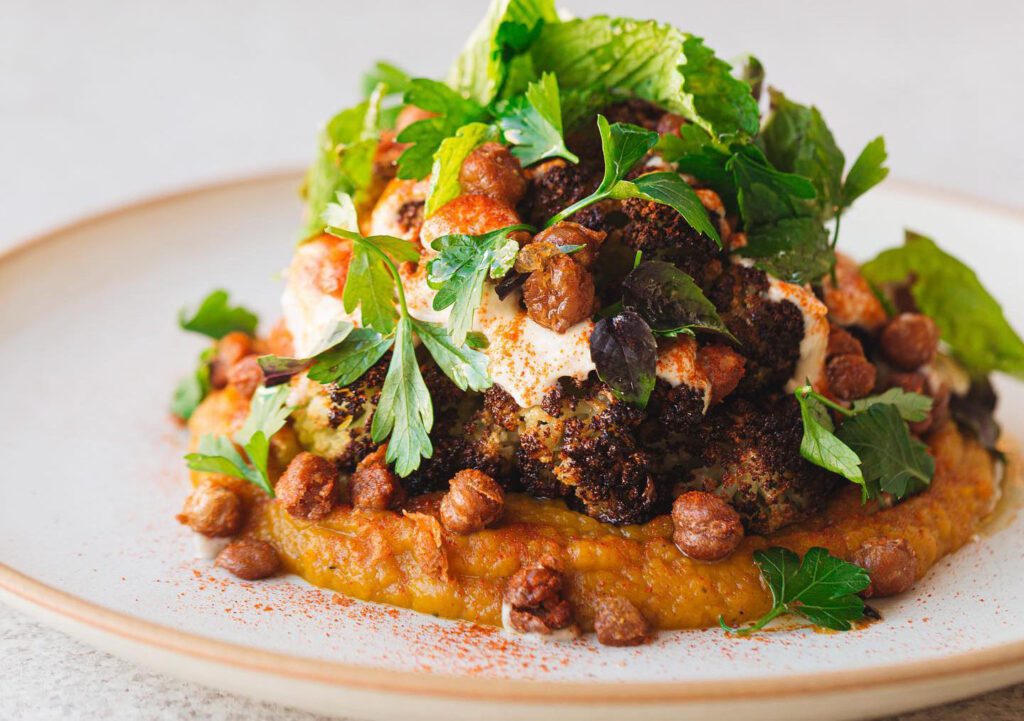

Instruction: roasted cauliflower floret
[697,396,838,534]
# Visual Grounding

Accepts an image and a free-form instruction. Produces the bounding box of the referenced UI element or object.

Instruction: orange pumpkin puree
[188,387,999,630]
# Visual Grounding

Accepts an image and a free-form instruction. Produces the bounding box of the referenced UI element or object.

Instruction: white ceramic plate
[2,172,1023,721]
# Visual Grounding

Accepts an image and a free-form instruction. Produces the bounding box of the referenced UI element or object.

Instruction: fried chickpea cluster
[671,491,744,562]
[210,331,253,389]
[459,142,527,206]
[519,221,604,334]
[276,452,338,521]
[350,445,404,510]
[503,556,576,635]
[439,469,504,534]
[176,483,244,538]
[880,313,940,371]
[824,324,876,401]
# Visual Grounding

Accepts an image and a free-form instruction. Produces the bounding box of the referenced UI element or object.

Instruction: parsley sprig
[547,116,720,247]
[185,385,292,496]
[324,196,491,475]
[721,547,870,634]
[795,385,935,501]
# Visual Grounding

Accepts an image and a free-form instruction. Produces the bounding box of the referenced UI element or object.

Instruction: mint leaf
[760,88,845,219]
[426,122,501,217]
[307,328,395,387]
[861,231,1024,377]
[446,0,559,105]
[371,316,433,476]
[621,261,733,339]
[743,217,832,285]
[395,79,487,180]
[530,18,758,141]
[612,172,721,247]
[841,136,889,208]
[722,547,869,634]
[794,386,865,493]
[851,388,933,423]
[179,290,258,340]
[412,319,492,393]
[427,224,530,345]
[837,403,935,499]
[497,72,579,166]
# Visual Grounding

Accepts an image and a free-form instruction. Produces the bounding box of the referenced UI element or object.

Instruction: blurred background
[2,2,1023,720]
[2,0,1022,246]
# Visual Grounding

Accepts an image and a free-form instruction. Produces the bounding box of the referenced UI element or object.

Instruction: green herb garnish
[547,116,719,246]
[720,547,870,634]
[426,224,532,345]
[178,289,258,340]
[185,385,292,496]
[496,72,578,166]
[861,231,1024,378]
[395,79,487,180]
[794,385,935,501]
[590,310,659,408]
[621,260,734,340]
[171,346,215,421]
[425,122,501,217]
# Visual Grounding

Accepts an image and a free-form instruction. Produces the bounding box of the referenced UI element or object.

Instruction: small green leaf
[497,72,579,166]
[837,404,935,500]
[179,290,258,340]
[794,387,866,493]
[395,79,487,180]
[361,61,411,98]
[257,320,355,386]
[611,171,721,247]
[842,136,889,208]
[371,316,433,476]
[307,328,395,387]
[597,116,659,192]
[234,385,292,449]
[426,122,501,217]
[427,224,531,345]
[589,310,658,408]
[723,547,869,634]
[171,347,215,420]
[621,261,734,340]
[412,319,492,392]
[851,388,933,423]
[744,217,833,285]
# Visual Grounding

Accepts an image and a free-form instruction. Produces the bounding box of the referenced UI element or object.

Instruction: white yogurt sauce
[765,277,830,392]
[192,533,230,560]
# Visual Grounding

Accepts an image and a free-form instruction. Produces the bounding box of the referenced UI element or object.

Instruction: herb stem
[796,385,853,417]
[720,604,786,635]
[547,191,608,227]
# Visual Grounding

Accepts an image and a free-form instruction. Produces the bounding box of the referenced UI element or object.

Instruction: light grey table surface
[2,1,1023,719]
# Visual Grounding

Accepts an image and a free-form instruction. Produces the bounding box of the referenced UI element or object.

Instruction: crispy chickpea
[459,142,527,206]
[533,222,607,268]
[881,313,940,371]
[826,354,877,401]
[439,469,504,534]
[827,324,864,358]
[593,596,653,647]
[215,539,281,580]
[176,483,243,538]
[350,445,404,510]
[851,538,918,598]
[503,556,575,635]
[697,344,746,406]
[210,331,253,389]
[276,452,338,521]
[226,355,264,399]
[522,253,595,333]
[671,491,744,562]
[514,240,561,273]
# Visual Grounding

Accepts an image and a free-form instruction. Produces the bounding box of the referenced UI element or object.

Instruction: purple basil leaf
[590,310,658,408]
[622,260,736,341]
[258,355,311,387]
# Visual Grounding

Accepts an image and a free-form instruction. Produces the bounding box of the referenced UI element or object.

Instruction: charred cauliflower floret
[697,396,838,534]
[465,378,660,525]
[707,263,804,393]
[620,198,722,281]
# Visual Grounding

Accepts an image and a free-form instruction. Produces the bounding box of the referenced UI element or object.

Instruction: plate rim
[2,169,1023,705]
